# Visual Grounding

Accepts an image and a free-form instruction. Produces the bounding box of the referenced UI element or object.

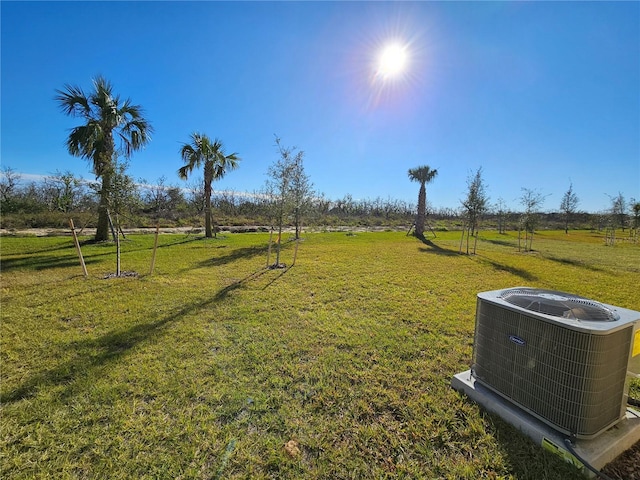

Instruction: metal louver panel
[472,300,631,438]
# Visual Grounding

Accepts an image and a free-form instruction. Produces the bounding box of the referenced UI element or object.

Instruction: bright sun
[377,44,408,79]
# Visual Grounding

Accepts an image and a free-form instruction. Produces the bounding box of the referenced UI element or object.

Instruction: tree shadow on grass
[202,244,271,267]
[473,255,538,282]
[261,266,292,290]
[214,263,292,298]
[0,236,203,274]
[0,240,76,256]
[214,269,270,300]
[542,255,607,274]
[0,270,266,405]
[483,237,518,248]
[0,254,102,273]
[414,234,459,256]
[83,234,203,257]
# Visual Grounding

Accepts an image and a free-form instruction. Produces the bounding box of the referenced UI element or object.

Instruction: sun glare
[377,43,408,79]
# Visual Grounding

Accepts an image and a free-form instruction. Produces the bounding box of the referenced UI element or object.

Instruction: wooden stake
[292,239,300,266]
[149,223,160,275]
[473,228,479,255]
[69,218,88,277]
[115,213,121,276]
[266,229,273,267]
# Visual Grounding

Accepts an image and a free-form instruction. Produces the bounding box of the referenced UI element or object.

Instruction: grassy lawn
[1,230,639,479]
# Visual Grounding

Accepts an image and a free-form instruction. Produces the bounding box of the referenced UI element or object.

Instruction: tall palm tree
[408,165,438,237]
[55,76,152,241]
[178,133,240,238]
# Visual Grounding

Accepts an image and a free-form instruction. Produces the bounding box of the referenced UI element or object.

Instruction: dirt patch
[602,440,640,479]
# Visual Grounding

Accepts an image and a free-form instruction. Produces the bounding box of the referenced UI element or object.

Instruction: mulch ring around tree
[102,271,139,279]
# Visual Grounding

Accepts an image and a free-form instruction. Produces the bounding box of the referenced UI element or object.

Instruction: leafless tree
[560,183,580,234]
[605,192,627,246]
[519,188,547,252]
[494,198,508,234]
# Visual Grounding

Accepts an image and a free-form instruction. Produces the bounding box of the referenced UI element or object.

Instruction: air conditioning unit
[472,287,640,439]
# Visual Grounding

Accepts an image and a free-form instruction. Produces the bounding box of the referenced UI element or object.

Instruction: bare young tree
[519,188,547,252]
[605,192,627,246]
[560,183,580,234]
[494,197,508,234]
[610,192,627,231]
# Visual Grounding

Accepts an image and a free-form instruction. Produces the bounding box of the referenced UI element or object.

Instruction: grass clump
[1,230,638,479]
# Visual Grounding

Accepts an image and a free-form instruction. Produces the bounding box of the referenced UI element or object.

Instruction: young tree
[264,137,298,267]
[631,198,640,243]
[460,167,489,254]
[55,76,152,241]
[288,145,314,240]
[178,133,240,238]
[609,192,627,231]
[109,159,139,275]
[560,183,580,234]
[519,188,546,252]
[407,165,438,237]
[494,197,508,234]
[605,192,627,246]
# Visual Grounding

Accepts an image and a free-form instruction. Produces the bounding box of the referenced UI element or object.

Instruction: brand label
[541,438,584,469]
[509,335,526,346]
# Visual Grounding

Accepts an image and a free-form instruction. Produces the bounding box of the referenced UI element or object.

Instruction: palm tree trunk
[204,193,212,238]
[95,172,111,242]
[415,183,426,237]
[204,164,213,238]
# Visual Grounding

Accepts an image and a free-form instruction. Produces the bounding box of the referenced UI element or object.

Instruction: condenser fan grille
[499,288,619,322]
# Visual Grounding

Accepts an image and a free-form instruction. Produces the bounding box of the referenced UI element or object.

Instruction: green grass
[1,230,639,479]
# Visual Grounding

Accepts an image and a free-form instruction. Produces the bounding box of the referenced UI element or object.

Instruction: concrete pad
[451,370,640,478]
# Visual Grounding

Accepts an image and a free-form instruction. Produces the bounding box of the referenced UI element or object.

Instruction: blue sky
[2,1,638,213]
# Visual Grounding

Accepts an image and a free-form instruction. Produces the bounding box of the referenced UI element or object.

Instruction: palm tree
[55,76,152,241]
[178,133,240,238]
[408,165,438,237]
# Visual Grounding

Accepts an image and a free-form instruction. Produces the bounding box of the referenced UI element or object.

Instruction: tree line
[2,164,638,238]
[0,166,416,229]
